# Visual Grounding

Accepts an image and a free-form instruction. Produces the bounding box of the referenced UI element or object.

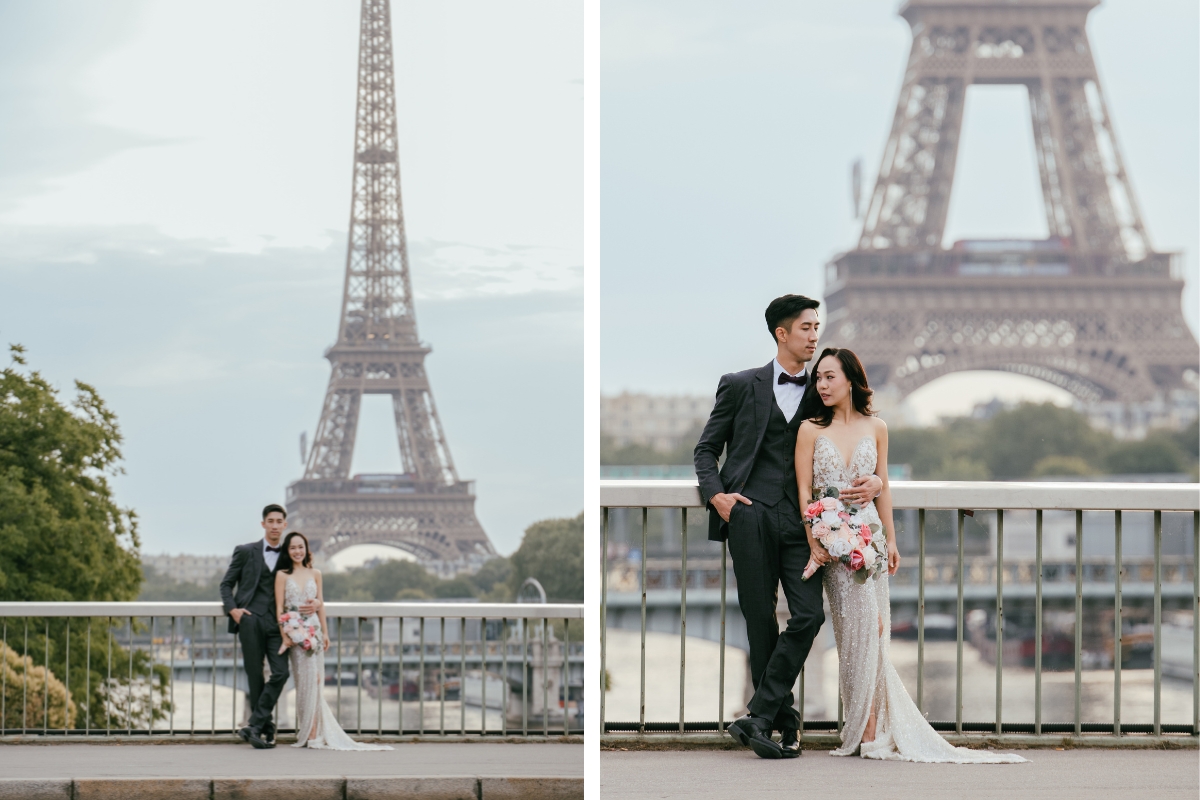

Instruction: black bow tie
[778,372,806,387]
[265,545,281,553]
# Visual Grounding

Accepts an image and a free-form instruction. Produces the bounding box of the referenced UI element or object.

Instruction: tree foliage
[0,345,141,602]
[508,513,583,602]
[888,401,1198,480]
[0,346,163,730]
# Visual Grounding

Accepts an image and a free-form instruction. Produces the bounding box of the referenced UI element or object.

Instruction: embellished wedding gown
[285,577,392,751]
[814,435,1025,764]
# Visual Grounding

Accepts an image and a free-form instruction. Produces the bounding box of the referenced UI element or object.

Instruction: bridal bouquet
[802,486,887,583]
[278,610,321,655]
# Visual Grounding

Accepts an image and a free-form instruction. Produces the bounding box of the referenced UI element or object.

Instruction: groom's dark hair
[765,294,820,342]
[263,503,287,520]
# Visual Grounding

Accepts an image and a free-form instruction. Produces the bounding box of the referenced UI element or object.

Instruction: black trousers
[238,613,289,732]
[727,498,825,731]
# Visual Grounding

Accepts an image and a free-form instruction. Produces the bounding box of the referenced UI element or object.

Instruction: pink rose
[859,524,872,547]
[812,521,832,540]
[805,501,825,520]
[849,549,865,570]
[820,497,838,512]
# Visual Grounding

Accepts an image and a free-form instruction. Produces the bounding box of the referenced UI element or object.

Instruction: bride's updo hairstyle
[800,347,874,427]
[277,531,312,573]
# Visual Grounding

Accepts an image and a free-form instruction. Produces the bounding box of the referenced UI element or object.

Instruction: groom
[694,294,882,758]
[219,503,321,749]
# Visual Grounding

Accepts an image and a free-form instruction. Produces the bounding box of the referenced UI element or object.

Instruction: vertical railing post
[563,618,570,735]
[482,617,488,736]
[956,509,964,735]
[1153,509,1162,737]
[600,507,609,733]
[719,540,728,732]
[1,619,7,735]
[418,618,424,736]
[995,509,1003,735]
[639,507,648,735]
[360,618,366,735]
[438,617,446,737]
[917,508,925,714]
[105,617,112,735]
[1074,509,1083,737]
[380,617,386,736]
[337,617,345,728]
[1035,510,1043,736]
[1193,509,1199,738]
[679,507,687,734]
[542,618,550,736]
[501,618,509,738]
[521,616,528,737]
[1114,510,1122,736]
[64,619,71,736]
[188,617,195,735]
[169,617,175,736]
[460,617,467,736]
[210,617,216,735]
[45,618,52,734]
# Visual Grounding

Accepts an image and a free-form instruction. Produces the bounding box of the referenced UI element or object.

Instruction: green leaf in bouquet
[853,568,869,584]
[869,522,880,533]
[823,486,841,499]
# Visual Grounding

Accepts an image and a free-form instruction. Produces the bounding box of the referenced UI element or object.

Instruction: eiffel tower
[286,0,494,569]
[824,0,1198,406]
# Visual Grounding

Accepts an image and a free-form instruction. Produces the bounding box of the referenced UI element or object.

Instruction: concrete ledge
[0,779,71,800]
[480,777,584,800]
[0,777,585,800]
[602,733,1200,750]
[212,776,345,800]
[346,776,478,800]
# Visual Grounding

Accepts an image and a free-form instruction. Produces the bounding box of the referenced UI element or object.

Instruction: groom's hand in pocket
[229,609,251,624]
[712,492,751,523]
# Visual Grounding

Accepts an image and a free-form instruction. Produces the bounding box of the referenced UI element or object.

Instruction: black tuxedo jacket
[693,361,813,542]
[219,540,271,634]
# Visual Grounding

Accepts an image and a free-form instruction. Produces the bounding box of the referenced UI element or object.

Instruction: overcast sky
[0,1,582,557]
[601,0,1199,422]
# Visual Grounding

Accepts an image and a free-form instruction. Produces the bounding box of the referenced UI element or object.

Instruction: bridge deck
[600,748,1197,800]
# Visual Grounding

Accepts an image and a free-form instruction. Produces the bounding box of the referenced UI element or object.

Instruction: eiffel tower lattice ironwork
[286,0,494,566]
[824,0,1198,405]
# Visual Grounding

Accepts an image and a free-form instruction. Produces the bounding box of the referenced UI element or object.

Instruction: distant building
[143,553,229,585]
[601,392,714,451]
[1081,387,1199,440]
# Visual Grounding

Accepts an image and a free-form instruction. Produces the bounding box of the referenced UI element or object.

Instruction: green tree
[138,566,222,602]
[322,558,438,602]
[981,402,1106,478]
[508,513,583,602]
[1106,432,1188,474]
[0,346,163,729]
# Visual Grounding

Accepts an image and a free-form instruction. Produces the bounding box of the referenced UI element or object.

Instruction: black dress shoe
[779,728,802,758]
[238,726,270,749]
[727,716,784,760]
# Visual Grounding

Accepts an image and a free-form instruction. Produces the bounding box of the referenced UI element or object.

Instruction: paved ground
[601,749,1200,800]
[0,742,582,779]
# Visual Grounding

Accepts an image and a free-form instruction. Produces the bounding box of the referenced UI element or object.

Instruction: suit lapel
[751,361,775,457]
[249,541,265,588]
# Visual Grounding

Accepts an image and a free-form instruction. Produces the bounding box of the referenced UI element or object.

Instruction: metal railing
[601,480,1198,739]
[0,601,583,739]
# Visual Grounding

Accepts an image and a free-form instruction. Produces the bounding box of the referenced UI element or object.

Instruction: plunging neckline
[816,434,873,471]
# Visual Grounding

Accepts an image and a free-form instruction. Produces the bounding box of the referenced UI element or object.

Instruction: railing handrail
[0,601,584,619]
[601,479,1200,511]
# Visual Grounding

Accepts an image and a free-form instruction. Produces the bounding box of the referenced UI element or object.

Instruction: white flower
[820,510,842,528]
[827,538,853,558]
[861,545,879,564]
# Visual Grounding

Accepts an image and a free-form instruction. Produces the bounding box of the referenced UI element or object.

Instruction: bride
[273,532,392,751]
[795,347,1025,764]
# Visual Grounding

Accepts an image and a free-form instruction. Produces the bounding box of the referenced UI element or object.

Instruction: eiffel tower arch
[823,0,1198,407]
[286,0,495,570]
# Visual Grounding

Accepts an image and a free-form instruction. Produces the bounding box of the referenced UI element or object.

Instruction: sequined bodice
[285,577,318,614]
[813,434,878,490]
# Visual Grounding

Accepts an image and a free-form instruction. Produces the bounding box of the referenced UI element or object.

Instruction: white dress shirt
[262,539,281,572]
[772,359,807,423]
